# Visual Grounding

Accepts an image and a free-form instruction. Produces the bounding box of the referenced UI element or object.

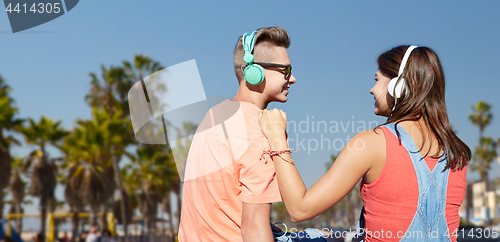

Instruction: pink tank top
[360,127,467,242]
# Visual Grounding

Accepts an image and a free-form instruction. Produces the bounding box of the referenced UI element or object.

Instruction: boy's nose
[289,74,297,84]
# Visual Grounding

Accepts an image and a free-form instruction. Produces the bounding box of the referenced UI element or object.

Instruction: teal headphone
[242,31,265,85]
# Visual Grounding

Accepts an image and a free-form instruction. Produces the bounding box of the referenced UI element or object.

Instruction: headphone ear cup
[244,64,265,85]
[388,77,405,98]
[387,77,397,97]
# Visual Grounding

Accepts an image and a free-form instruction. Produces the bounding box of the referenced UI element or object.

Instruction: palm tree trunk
[70,212,79,242]
[79,219,84,237]
[482,174,492,226]
[176,192,181,232]
[0,144,12,220]
[144,216,150,235]
[15,203,22,234]
[479,128,491,225]
[90,204,99,228]
[164,195,174,234]
[101,203,108,233]
[168,210,175,234]
[0,189,4,221]
[111,147,128,235]
[40,197,47,241]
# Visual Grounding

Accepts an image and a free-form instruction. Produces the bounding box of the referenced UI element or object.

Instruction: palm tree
[472,137,498,181]
[86,66,126,113]
[112,188,134,232]
[162,193,174,234]
[18,116,68,237]
[126,144,176,234]
[63,165,84,242]
[123,55,163,81]
[123,55,165,115]
[168,122,197,227]
[85,56,163,234]
[160,148,179,234]
[497,137,500,167]
[469,101,496,225]
[0,76,23,219]
[10,157,26,234]
[61,108,132,229]
[86,55,164,115]
[469,101,495,182]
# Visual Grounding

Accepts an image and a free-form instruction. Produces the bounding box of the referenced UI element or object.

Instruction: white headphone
[387,45,418,101]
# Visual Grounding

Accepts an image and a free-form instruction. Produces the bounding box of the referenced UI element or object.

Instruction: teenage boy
[178,27,296,242]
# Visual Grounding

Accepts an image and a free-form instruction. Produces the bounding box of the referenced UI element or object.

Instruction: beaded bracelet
[260,148,299,165]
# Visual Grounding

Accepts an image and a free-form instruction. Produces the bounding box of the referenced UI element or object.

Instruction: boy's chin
[276,96,288,103]
[268,96,287,103]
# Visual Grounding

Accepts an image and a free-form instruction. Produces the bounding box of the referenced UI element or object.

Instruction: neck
[232,81,269,109]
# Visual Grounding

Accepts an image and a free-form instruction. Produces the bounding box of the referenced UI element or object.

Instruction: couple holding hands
[178,27,470,242]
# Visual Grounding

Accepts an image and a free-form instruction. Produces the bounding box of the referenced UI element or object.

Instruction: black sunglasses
[254,62,292,81]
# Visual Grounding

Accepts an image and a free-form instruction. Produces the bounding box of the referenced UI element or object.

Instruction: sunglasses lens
[285,66,292,80]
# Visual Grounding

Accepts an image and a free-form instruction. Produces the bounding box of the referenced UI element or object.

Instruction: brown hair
[377,45,470,171]
[233,27,290,82]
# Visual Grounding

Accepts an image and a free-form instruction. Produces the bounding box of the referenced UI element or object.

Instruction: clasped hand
[258,109,288,148]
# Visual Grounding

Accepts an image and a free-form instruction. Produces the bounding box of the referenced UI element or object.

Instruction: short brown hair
[377,45,471,171]
[233,27,290,82]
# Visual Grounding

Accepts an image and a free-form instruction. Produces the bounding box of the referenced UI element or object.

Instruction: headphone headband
[398,45,418,77]
[387,45,418,105]
[242,31,257,63]
[241,31,265,85]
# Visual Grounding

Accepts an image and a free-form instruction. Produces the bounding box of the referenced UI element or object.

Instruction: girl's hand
[258,109,287,147]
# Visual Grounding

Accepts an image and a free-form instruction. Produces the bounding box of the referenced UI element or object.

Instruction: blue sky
[1,1,499,216]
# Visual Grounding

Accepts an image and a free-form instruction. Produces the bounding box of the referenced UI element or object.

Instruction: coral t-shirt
[360,127,467,242]
[178,100,282,242]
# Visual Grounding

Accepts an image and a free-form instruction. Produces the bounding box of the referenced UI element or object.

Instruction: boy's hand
[258,109,287,146]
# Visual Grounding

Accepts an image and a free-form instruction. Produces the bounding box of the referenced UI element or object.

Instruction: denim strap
[357,123,451,241]
[384,123,450,241]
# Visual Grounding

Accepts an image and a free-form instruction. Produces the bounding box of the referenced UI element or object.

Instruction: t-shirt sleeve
[238,137,282,204]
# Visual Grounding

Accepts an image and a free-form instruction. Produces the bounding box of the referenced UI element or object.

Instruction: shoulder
[338,128,386,166]
[322,129,387,184]
[350,128,386,150]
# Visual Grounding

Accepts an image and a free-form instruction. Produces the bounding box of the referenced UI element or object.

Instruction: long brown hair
[377,45,470,171]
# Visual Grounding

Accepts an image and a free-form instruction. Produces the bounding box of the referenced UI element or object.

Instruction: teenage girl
[259,45,470,242]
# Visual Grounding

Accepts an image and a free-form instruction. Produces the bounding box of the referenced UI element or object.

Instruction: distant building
[460,179,499,224]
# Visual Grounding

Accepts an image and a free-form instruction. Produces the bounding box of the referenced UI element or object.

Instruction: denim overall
[357,123,451,242]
